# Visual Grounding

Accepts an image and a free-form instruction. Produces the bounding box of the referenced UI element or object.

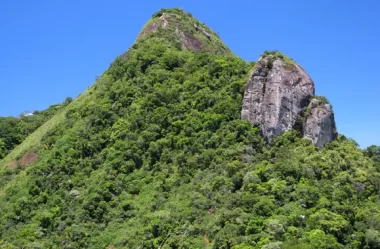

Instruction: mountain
[0,8,379,249]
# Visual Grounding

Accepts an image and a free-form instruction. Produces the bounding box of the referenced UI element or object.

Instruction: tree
[365,145,380,162]
[366,229,380,248]
[0,138,5,159]
[64,97,73,105]
[308,229,343,249]
[309,209,349,239]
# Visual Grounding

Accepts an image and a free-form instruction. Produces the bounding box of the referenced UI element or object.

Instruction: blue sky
[0,0,379,148]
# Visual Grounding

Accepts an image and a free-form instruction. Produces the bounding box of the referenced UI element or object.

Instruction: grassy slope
[0,81,105,202]
[0,89,87,167]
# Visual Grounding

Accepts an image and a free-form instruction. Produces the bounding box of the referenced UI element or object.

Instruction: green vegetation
[0,98,71,160]
[313,96,330,105]
[0,8,379,249]
[365,145,380,163]
[261,50,295,71]
[137,8,231,56]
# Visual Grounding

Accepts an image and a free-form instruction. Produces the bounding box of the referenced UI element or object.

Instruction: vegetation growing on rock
[137,8,230,55]
[260,50,295,70]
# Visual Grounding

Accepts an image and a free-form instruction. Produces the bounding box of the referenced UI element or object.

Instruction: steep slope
[0,88,97,167]
[0,8,379,249]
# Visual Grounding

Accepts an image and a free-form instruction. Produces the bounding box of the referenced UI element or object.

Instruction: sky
[0,0,379,148]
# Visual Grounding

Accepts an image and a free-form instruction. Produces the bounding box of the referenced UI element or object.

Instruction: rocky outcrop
[241,52,337,147]
[241,54,315,141]
[303,99,338,148]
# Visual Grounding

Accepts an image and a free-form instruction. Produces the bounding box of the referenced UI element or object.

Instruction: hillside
[0,98,72,160]
[0,8,380,249]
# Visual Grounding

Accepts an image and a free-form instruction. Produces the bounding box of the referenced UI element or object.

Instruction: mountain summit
[0,8,378,249]
[137,8,231,54]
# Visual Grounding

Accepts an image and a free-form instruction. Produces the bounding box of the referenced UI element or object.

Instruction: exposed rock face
[242,56,315,141]
[303,99,338,148]
[241,53,337,147]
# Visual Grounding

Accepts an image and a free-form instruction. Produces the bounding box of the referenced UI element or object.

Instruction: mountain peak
[136,8,231,55]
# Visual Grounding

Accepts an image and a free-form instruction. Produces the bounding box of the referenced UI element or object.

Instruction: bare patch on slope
[7,152,39,169]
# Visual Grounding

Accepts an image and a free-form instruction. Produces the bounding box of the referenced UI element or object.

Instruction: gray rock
[241,54,337,147]
[303,100,338,148]
[69,189,80,198]
[241,56,315,141]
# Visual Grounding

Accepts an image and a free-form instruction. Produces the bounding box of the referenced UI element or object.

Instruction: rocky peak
[241,51,337,147]
[137,8,231,55]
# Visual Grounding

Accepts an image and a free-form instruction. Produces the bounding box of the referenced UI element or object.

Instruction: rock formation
[303,98,338,148]
[241,53,315,141]
[241,51,337,147]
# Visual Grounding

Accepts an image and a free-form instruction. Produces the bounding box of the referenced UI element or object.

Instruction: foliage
[313,96,329,105]
[257,50,296,72]
[0,100,70,160]
[262,50,295,66]
[0,8,379,249]
[137,8,231,56]
[365,145,380,163]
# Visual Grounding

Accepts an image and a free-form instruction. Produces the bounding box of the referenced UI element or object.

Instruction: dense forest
[0,8,380,249]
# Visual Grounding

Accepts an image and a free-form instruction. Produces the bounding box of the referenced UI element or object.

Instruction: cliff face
[241,54,315,141]
[303,98,338,148]
[241,52,337,147]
